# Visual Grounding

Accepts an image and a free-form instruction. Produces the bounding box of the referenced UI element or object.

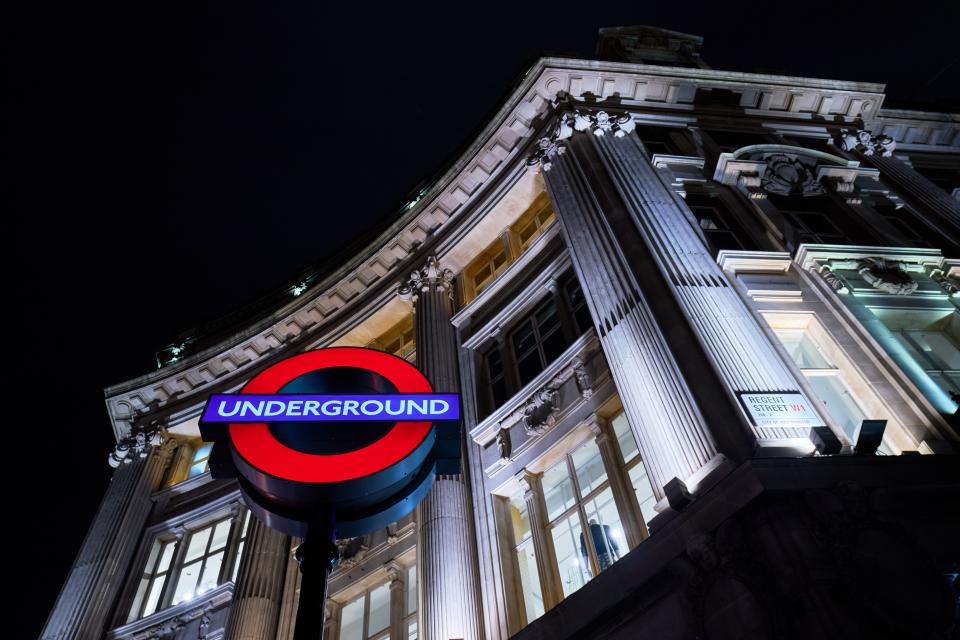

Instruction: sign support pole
[293,509,339,640]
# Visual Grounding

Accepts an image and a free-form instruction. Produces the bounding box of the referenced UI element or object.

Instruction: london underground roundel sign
[199,347,459,538]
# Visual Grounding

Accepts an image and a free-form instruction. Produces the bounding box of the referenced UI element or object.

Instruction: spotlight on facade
[855,419,887,455]
[809,426,842,455]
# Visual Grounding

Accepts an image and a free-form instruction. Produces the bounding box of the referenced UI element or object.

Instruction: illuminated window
[774,328,867,440]
[127,512,248,622]
[368,316,415,362]
[462,194,556,303]
[609,411,657,529]
[543,440,627,596]
[884,314,960,401]
[337,566,417,640]
[188,443,212,478]
[508,495,545,624]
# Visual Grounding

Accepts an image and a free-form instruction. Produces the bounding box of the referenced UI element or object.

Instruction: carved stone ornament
[334,536,370,570]
[930,268,960,298]
[109,420,166,468]
[857,257,919,295]
[520,386,561,436]
[837,129,896,157]
[760,154,824,197]
[496,427,512,461]
[816,266,849,294]
[527,108,636,171]
[398,255,454,302]
[571,357,593,399]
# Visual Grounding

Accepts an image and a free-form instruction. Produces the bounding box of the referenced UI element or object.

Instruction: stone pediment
[103,58,958,440]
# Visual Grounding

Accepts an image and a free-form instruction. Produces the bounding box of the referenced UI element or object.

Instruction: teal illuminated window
[188,444,213,478]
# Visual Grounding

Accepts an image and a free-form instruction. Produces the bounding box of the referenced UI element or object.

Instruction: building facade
[43,26,960,640]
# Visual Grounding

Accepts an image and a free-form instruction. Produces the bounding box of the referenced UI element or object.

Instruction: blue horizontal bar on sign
[201,393,460,423]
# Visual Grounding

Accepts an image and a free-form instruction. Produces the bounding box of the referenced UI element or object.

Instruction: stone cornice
[102,56,958,441]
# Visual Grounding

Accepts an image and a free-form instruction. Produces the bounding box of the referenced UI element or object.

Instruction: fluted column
[540,128,722,500]
[401,256,483,640]
[388,564,406,640]
[225,517,289,640]
[516,470,560,610]
[41,424,175,640]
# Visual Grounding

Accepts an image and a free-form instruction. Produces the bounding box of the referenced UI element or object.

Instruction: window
[512,299,567,387]
[774,328,867,441]
[462,194,556,302]
[127,512,248,622]
[508,495,545,624]
[889,327,960,401]
[685,193,751,253]
[768,195,874,248]
[609,411,657,528]
[543,440,626,595]
[188,443,212,478]
[481,275,593,415]
[337,565,418,640]
[634,125,687,157]
[368,316,415,362]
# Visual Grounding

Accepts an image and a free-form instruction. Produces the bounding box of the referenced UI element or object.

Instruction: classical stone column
[535,110,822,499]
[224,517,289,640]
[41,424,175,640]
[400,256,482,640]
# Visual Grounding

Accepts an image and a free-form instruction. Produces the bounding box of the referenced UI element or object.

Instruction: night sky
[10,2,959,637]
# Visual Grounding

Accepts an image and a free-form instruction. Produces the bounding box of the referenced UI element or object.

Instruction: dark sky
[9,1,959,637]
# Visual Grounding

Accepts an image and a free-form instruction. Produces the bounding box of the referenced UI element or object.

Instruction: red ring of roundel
[229,347,433,483]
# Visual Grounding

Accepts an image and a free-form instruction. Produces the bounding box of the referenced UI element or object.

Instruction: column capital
[108,419,169,468]
[526,104,636,172]
[398,255,454,302]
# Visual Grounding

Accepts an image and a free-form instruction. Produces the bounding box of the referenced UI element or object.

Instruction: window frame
[123,505,249,625]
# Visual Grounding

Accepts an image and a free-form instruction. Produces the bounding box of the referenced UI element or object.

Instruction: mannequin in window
[580,519,620,574]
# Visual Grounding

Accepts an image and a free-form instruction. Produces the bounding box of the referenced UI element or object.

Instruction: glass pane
[129,577,150,622]
[535,301,560,335]
[515,539,544,622]
[611,412,638,463]
[209,520,231,551]
[197,551,224,594]
[241,510,251,538]
[540,328,568,365]
[172,560,202,604]
[143,539,161,575]
[907,331,960,369]
[550,513,589,597]
[407,565,417,615]
[188,461,208,477]
[775,330,832,369]
[512,322,537,358]
[232,541,245,582]
[541,462,575,521]
[807,374,866,441]
[516,352,542,386]
[368,582,391,634]
[628,461,658,528]
[143,577,166,617]
[570,440,607,496]
[508,495,531,542]
[157,540,176,573]
[581,488,625,571]
[339,597,364,640]
[193,443,213,462]
[407,620,418,640]
[184,527,212,563]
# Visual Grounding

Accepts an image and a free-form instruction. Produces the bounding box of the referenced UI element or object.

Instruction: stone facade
[44,25,959,640]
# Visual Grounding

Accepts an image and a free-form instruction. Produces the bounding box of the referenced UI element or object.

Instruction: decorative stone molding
[527,108,636,171]
[109,421,166,468]
[572,357,593,399]
[714,145,863,202]
[837,129,896,157]
[335,536,370,570]
[816,265,850,294]
[929,268,960,298]
[518,386,561,436]
[857,257,919,295]
[398,255,454,302]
